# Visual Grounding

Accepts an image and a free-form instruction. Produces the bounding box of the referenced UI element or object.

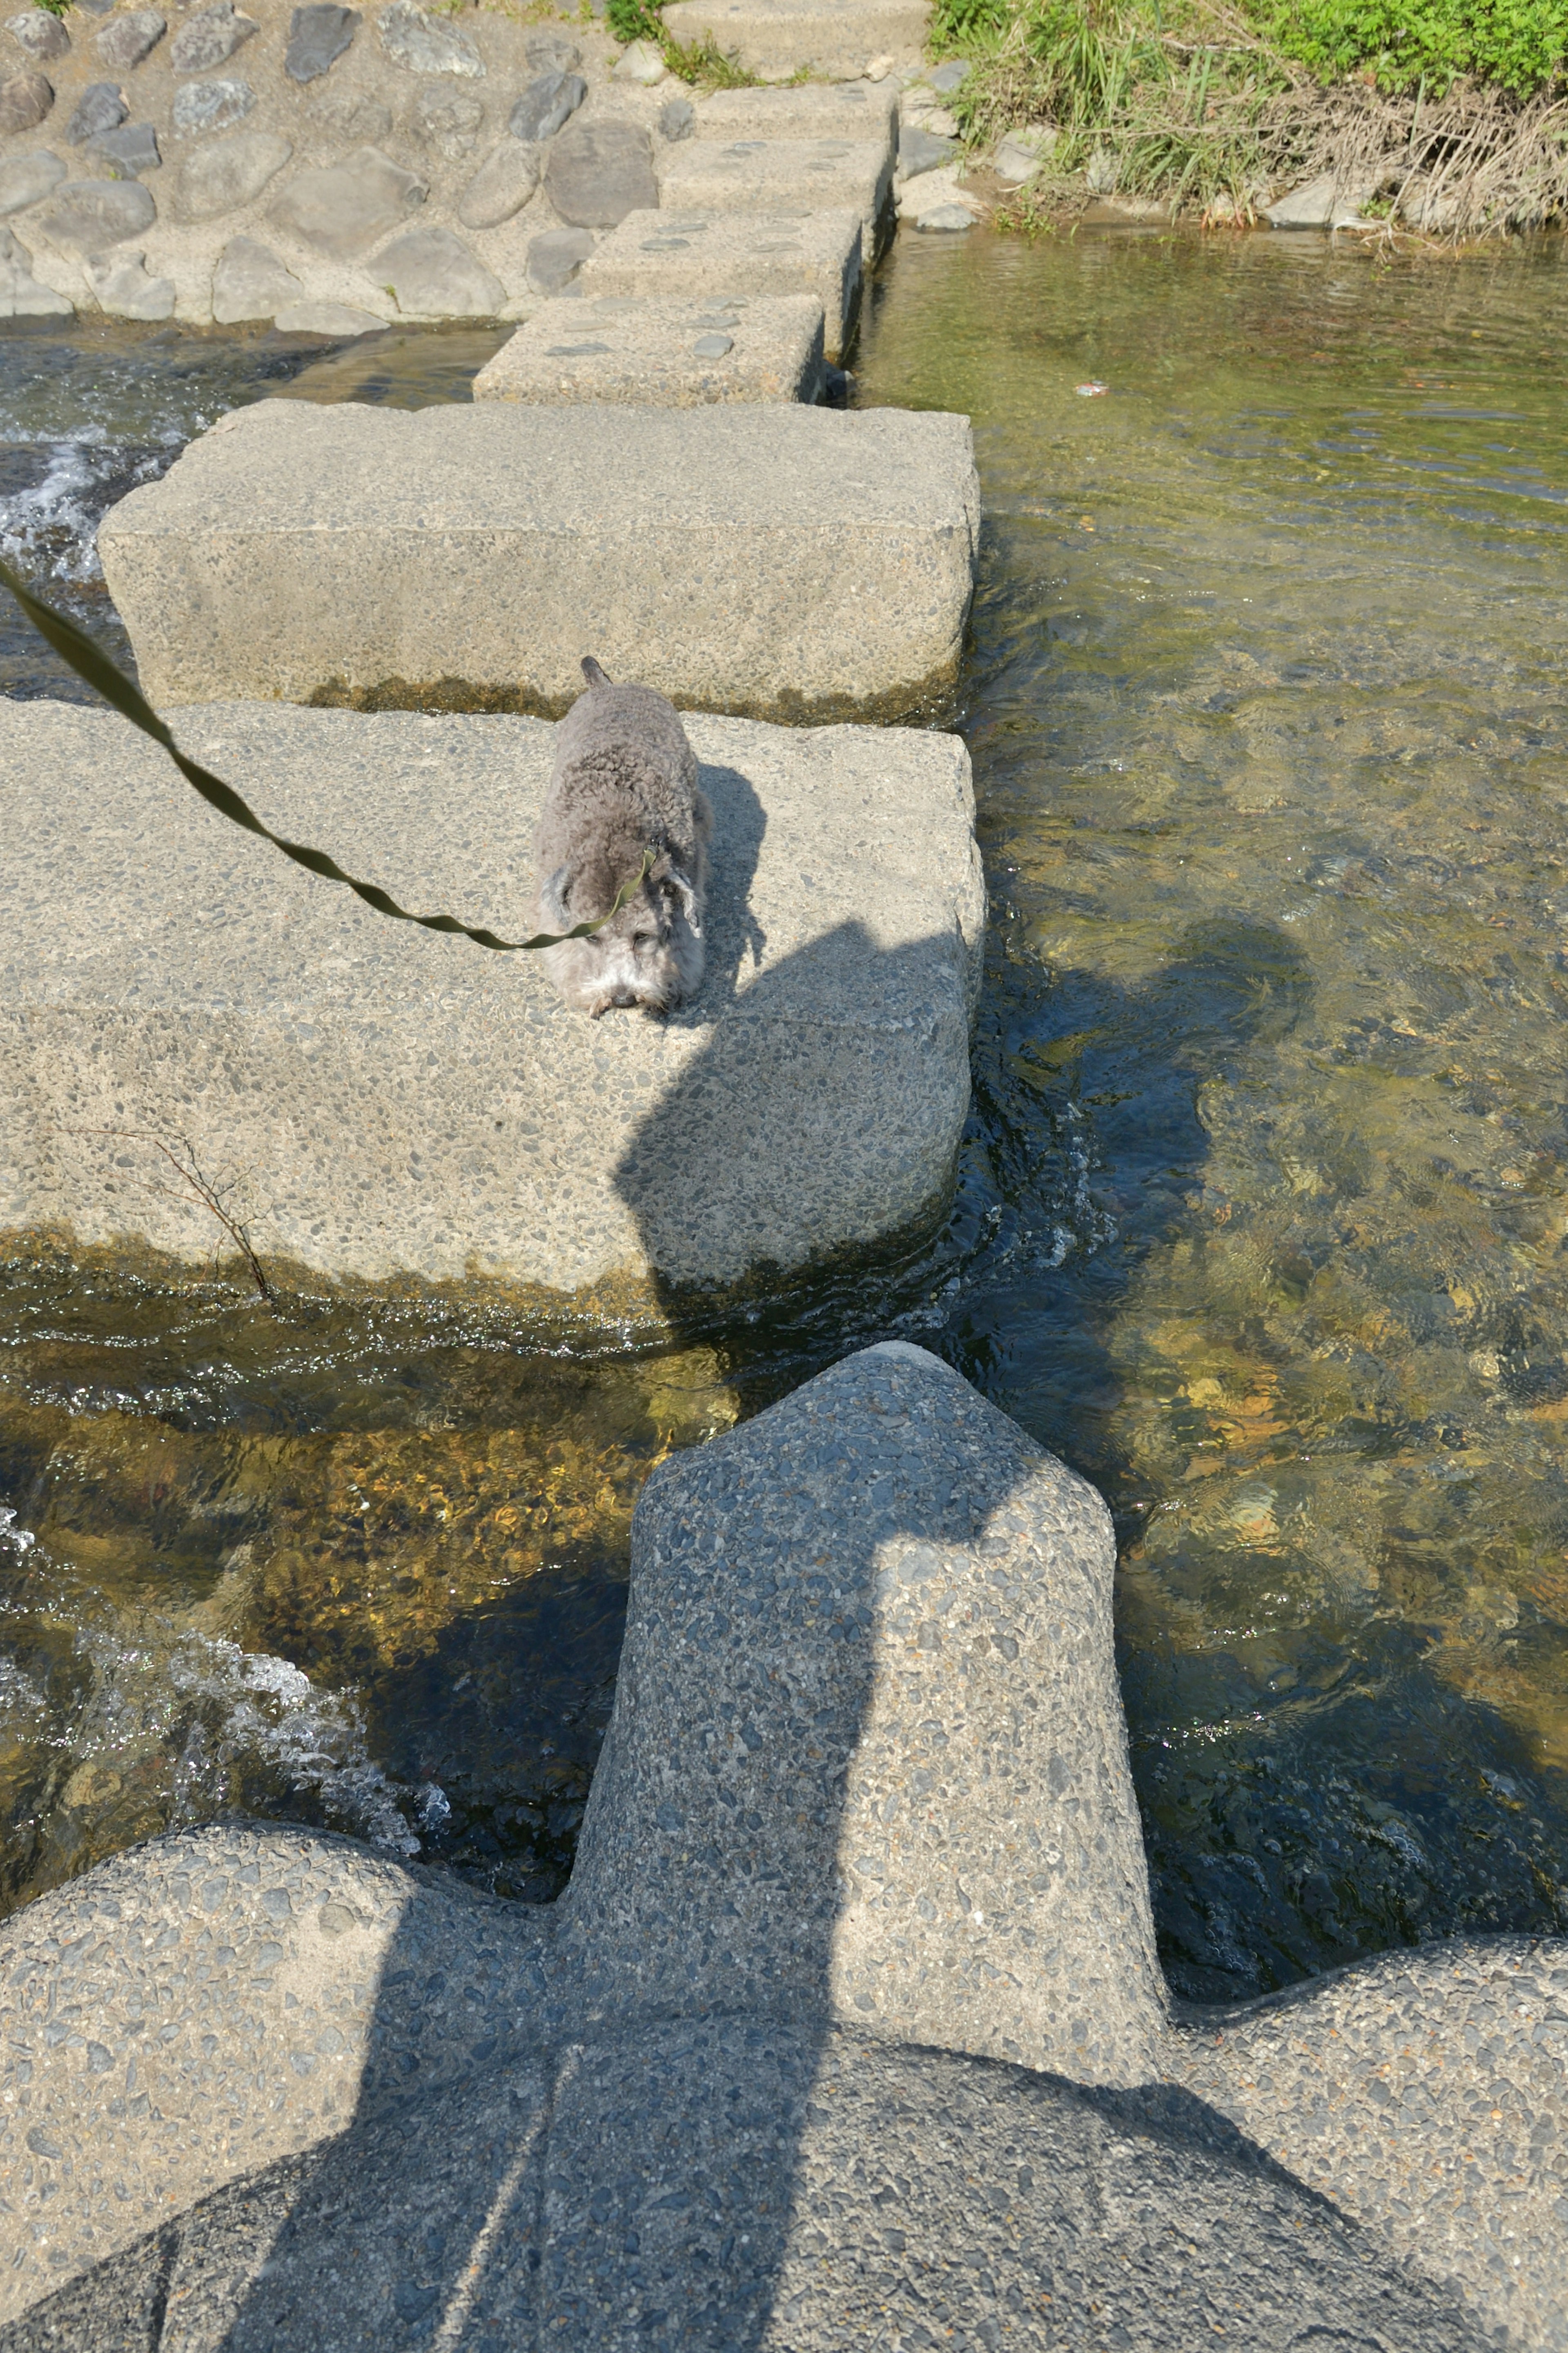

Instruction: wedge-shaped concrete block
[471,292,824,406]
[98,399,977,719]
[0,703,984,1302]
[663,0,927,78]
[659,133,892,241]
[580,203,860,361]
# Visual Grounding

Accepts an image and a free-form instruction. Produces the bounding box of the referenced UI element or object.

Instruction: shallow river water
[2,227,1566,2003]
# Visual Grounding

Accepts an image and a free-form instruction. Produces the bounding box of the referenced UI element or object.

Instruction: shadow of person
[8,1351,1497,2353]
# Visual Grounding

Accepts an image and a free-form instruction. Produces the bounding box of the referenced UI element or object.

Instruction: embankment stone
[524,219,590,291]
[211,230,301,317]
[171,72,256,131]
[376,0,482,75]
[0,146,64,211]
[543,114,656,227]
[98,398,979,721]
[274,293,381,330]
[408,82,482,161]
[0,703,984,1295]
[269,142,424,255]
[455,135,539,228]
[5,5,69,62]
[0,65,52,130]
[472,291,825,406]
[175,127,290,219]
[284,0,357,81]
[662,0,928,79]
[86,243,173,312]
[0,218,70,308]
[86,117,160,173]
[92,5,164,70]
[581,203,861,361]
[169,0,257,70]
[62,74,122,140]
[373,220,501,315]
[26,173,154,254]
[660,132,892,241]
[507,64,583,141]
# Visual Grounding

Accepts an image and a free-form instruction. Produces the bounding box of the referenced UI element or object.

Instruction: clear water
[2,235,1567,2000]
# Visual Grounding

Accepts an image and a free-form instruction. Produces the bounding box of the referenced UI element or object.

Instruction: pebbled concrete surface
[0,703,984,1299]
[0,1346,1559,2348]
[98,398,979,720]
[471,291,826,407]
[578,205,863,363]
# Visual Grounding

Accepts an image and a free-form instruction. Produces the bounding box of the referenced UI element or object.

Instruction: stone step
[471,292,825,406]
[0,701,984,1304]
[663,0,929,82]
[577,204,862,361]
[658,134,893,244]
[98,397,976,716]
[693,74,900,145]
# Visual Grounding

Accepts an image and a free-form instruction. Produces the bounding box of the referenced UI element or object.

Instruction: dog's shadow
[686,760,768,1013]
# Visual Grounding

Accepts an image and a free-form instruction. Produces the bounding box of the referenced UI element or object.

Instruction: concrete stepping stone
[662,0,929,80]
[472,291,825,406]
[581,203,862,362]
[0,1344,1556,2349]
[284,0,357,84]
[0,703,983,1296]
[97,398,978,724]
[4,6,71,63]
[168,0,257,72]
[0,62,50,129]
[659,131,892,243]
[695,70,898,142]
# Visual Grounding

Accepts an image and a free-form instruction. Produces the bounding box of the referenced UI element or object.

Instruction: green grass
[604,0,762,81]
[1248,0,1567,97]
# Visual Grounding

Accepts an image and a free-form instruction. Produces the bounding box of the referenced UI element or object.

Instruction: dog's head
[541,853,702,1018]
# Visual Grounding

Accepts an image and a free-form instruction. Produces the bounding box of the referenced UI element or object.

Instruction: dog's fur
[534,657,712,1018]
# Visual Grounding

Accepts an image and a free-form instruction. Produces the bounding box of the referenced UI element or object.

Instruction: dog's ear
[542,864,572,924]
[665,866,702,938]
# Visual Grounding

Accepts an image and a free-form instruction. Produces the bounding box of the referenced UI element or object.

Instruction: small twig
[60,1127,274,1301]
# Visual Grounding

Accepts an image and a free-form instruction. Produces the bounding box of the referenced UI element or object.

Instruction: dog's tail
[581,656,611,689]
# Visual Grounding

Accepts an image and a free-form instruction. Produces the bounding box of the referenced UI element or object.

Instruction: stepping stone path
[582,206,865,362]
[0,0,926,332]
[0,1346,1557,2348]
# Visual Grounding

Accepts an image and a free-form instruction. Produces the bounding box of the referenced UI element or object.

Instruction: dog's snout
[611,986,639,1008]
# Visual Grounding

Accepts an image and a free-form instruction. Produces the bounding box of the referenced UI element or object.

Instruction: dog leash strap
[0,557,651,955]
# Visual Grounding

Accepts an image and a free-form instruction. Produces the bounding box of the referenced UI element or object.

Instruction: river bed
[2,225,1566,2001]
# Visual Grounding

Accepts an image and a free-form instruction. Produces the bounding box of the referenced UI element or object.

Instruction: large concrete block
[663,0,929,80]
[0,702,984,1303]
[471,291,825,406]
[578,203,861,361]
[97,398,978,718]
[658,134,893,242]
[694,72,899,143]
